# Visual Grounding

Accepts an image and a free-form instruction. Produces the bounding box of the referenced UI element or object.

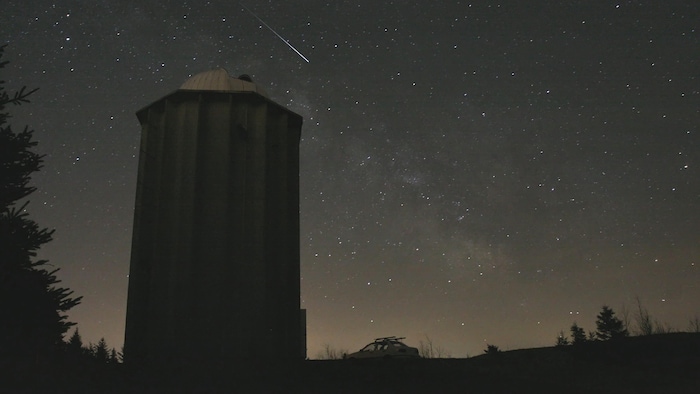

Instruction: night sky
[2,1,698,358]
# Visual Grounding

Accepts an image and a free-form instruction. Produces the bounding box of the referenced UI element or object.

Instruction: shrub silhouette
[484,344,501,354]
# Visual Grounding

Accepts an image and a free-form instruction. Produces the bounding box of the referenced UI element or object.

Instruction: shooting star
[240,3,310,63]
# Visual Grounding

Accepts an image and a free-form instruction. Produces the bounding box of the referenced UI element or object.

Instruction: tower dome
[179,68,268,97]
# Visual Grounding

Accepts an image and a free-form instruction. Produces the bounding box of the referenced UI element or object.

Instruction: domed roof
[179,68,268,97]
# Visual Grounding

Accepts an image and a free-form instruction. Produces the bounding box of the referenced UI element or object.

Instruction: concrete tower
[124,69,303,373]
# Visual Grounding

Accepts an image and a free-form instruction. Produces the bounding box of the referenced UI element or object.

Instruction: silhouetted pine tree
[92,338,110,363]
[0,45,81,366]
[570,322,587,345]
[67,328,84,355]
[595,306,628,340]
[555,330,570,346]
[109,348,120,364]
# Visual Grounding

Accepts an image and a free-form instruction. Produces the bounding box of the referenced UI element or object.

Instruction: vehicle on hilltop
[345,336,420,359]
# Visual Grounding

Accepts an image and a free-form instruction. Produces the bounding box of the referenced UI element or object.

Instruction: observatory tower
[124,69,304,372]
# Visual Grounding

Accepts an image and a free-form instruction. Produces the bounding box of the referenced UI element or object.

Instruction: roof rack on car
[374,336,406,341]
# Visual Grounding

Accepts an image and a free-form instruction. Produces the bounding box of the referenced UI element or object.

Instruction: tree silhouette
[555,330,570,346]
[67,328,84,355]
[634,297,654,335]
[109,348,120,364]
[0,44,81,365]
[484,344,501,354]
[570,322,587,345]
[595,305,628,340]
[92,338,110,363]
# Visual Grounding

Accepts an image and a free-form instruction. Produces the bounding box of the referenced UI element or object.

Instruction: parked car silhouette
[345,336,420,359]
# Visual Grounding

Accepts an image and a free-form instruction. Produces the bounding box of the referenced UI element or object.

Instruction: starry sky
[2,1,698,358]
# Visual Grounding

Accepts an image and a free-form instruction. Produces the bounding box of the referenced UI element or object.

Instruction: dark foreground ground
[295,333,700,394]
[5,333,700,393]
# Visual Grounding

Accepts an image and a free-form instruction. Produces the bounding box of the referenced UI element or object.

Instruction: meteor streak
[240,3,310,63]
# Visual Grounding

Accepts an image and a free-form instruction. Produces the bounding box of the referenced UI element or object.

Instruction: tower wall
[124,88,302,372]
